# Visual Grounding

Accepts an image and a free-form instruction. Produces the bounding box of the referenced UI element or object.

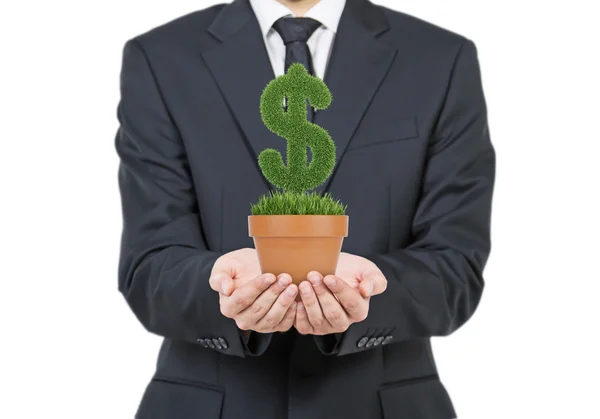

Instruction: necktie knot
[272,17,322,45]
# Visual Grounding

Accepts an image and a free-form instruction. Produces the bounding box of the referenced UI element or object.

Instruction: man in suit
[115,0,495,418]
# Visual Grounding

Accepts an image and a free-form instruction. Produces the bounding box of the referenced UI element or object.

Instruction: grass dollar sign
[259,63,336,194]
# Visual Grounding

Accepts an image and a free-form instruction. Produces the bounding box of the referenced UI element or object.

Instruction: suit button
[374,336,384,346]
[357,337,369,348]
[366,338,376,348]
[206,339,216,349]
[382,335,393,345]
[197,338,209,348]
[219,337,229,349]
[213,338,222,349]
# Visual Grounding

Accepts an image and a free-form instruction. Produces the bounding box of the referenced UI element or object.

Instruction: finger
[209,271,234,296]
[323,274,368,322]
[220,273,277,318]
[247,274,298,330]
[274,301,297,332]
[294,302,313,335]
[313,275,349,330]
[359,271,387,298]
[298,280,326,331]
[307,272,340,325]
[308,272,334,300]
[239,274,293,324]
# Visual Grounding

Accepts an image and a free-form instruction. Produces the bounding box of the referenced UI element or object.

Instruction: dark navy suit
[115,0,495,417]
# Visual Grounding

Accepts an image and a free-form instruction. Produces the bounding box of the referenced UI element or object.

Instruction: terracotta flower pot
[248,215,349,286]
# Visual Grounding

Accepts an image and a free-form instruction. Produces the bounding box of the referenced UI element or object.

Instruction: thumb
[358,276,375,298]
[209,271,235,296]
[359,271,386,298]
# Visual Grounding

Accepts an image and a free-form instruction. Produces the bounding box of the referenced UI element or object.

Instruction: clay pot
[248,215,349,286]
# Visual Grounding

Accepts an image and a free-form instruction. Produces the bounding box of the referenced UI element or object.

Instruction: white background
[1,1,599,418]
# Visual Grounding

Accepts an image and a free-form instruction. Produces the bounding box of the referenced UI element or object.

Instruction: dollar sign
[258,63,336,194]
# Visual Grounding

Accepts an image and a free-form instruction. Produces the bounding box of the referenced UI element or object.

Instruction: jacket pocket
[347,116,419,151]
[378,375,456,419]
[135,376,224,419]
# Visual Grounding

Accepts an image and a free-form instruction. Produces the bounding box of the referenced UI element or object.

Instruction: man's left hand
[294,253,387,335]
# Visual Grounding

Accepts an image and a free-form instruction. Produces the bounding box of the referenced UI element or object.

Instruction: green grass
[258,63,336,194]
[252,65,347,216]
[250,190,347,216]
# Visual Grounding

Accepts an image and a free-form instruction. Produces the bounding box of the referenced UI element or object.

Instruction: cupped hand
[294,252,387,335]
[209,248,298,333]
[335,252,388,297]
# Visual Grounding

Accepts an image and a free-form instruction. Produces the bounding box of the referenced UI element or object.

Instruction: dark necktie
[272,17,322,121]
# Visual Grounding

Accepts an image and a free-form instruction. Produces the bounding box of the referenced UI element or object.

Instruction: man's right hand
[209,248,298,333]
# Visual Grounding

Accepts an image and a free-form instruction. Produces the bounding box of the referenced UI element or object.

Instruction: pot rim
[248,214,349,237]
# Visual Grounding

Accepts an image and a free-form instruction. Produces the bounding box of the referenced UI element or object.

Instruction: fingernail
[278,274,291,287]
[308,273,322,286]
[264,274,276,285]
[369,280,375,294]
[301,283,311,296]
[298,302,305,311]
[324,276,336,288]
[286,285,297,297]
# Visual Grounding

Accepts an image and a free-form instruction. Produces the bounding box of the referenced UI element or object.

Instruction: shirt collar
[304,0,346,34]
[249,0,347,37]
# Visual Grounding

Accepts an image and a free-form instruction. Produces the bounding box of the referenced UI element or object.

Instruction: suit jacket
[115,0,495,418]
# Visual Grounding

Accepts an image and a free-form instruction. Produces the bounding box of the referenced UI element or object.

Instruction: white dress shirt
[249,0,347,79]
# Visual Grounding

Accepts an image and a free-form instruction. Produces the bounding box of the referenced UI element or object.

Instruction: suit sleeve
[115,39,267,357]
[318,39,495,356]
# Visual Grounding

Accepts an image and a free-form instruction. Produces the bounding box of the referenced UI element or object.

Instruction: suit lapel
[201,0,280,192]
[314,0,397,195]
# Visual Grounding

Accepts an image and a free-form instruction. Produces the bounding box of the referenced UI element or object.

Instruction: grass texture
[250,190,347,216]
[258,63,336,194]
